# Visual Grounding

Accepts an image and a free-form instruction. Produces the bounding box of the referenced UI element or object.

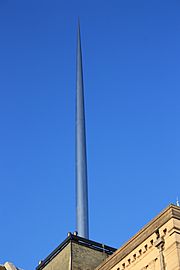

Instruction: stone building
[0,262,20,270]
[35,204,180,270]
[36,233,116,270]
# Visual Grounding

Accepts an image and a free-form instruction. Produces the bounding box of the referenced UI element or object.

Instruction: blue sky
[0,1,179,269]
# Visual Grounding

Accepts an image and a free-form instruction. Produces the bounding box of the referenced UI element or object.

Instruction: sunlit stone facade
[96,204,180,270]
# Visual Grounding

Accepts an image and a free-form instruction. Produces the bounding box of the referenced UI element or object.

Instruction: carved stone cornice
[96,204,180,270]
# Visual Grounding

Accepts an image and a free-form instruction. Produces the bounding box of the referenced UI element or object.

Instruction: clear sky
[0,1,179,269]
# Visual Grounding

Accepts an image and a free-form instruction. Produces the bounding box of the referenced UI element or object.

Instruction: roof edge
[36,233,116,270]
[96,204,180,270]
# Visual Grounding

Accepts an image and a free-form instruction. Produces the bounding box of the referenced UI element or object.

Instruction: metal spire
[76,22,89,239]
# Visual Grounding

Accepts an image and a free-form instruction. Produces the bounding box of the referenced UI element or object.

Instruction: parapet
[36,233,116,270]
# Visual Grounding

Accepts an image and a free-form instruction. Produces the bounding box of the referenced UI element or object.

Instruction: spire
[76,22,89,239]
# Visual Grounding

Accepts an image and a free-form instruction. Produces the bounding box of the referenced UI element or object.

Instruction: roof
[36,233,117,270]
[96,204,180,270]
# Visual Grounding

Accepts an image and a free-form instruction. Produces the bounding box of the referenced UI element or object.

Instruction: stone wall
[72,241,109,270]
[38,238,110,270]
[42,243,71,270]
[96,205,180,270]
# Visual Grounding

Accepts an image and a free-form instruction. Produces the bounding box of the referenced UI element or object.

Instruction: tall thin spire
[76,22,89,239]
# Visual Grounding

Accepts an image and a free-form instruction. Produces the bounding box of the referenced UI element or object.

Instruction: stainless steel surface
[76,22,89,239]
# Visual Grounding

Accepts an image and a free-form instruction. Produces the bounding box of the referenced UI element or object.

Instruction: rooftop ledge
[36,233,117,270]
[96,204,180,270]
